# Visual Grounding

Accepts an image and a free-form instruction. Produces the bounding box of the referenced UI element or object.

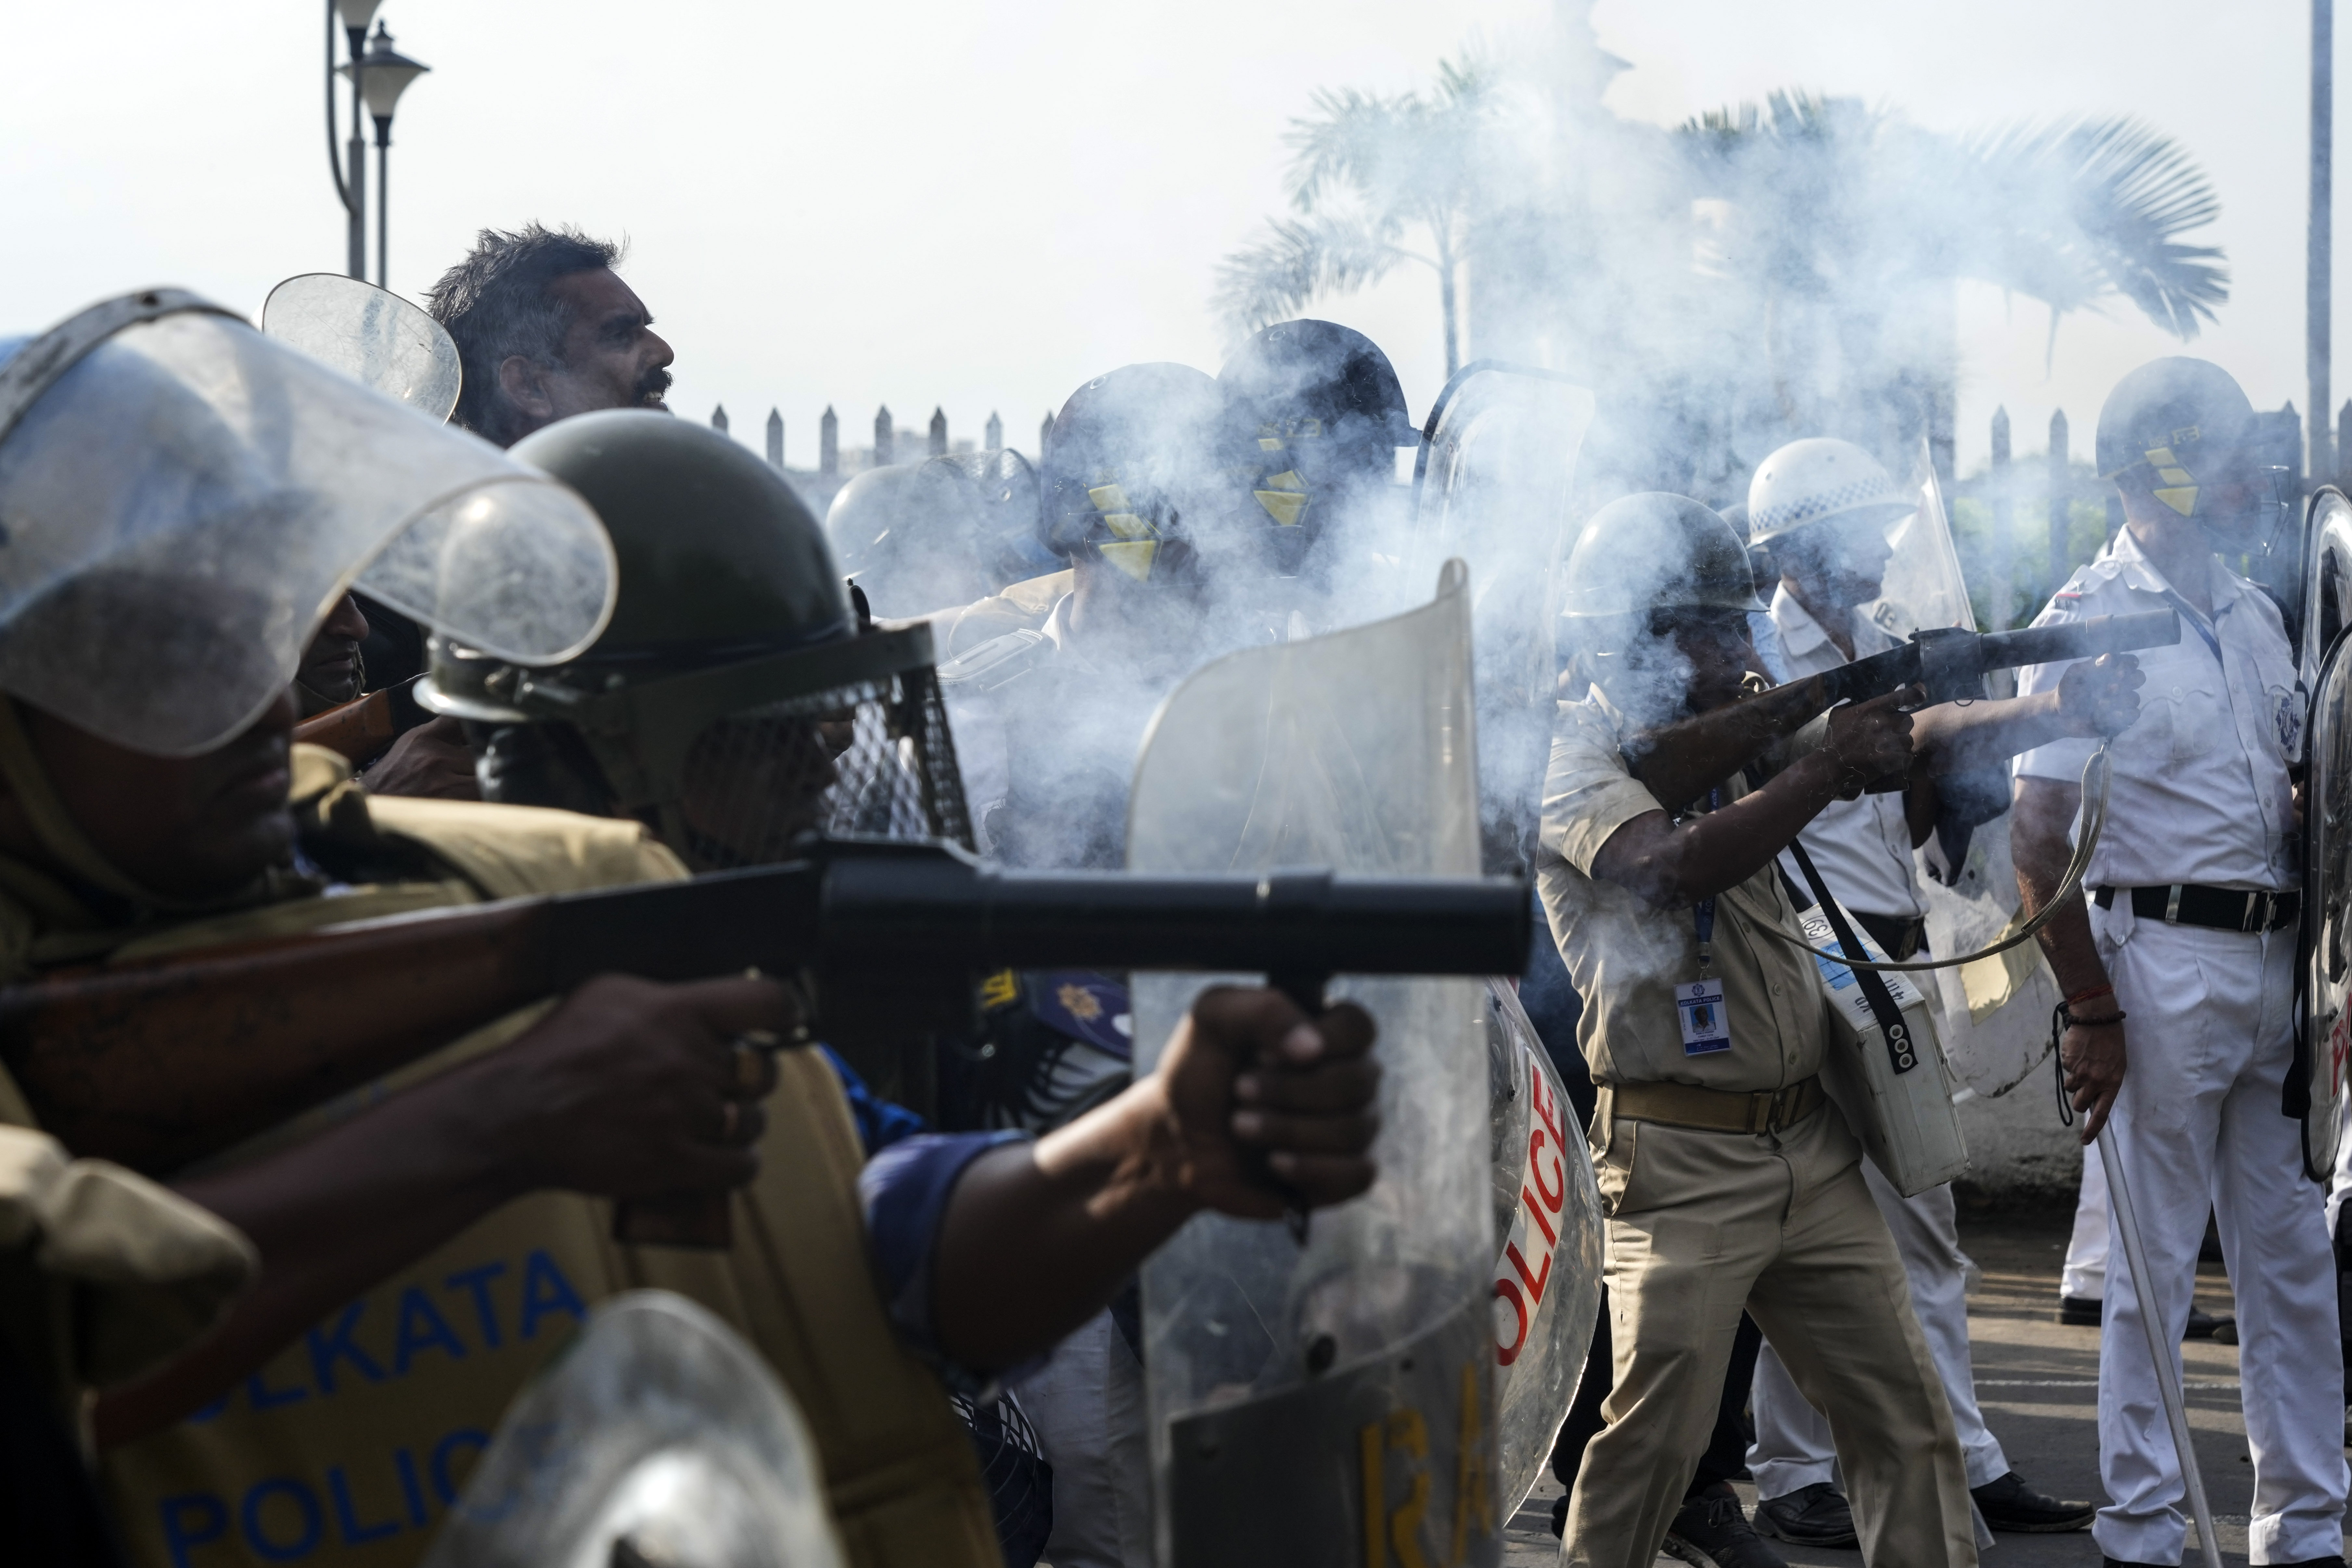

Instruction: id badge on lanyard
[1677,785,1732,1057]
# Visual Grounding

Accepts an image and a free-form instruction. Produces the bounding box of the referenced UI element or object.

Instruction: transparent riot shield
[0,291,614,756]
[1869,452,1974,640]
[2304,629,2352,1180]
[2302,488,2352,694]
[1128,560,1502,1568]
[1483,979,1602,1512]
[261,273,463,423]
[1411,363,1596,871]
[424,1291,846,1568]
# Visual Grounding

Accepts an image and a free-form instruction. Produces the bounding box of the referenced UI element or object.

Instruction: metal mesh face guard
[671,667,972,871]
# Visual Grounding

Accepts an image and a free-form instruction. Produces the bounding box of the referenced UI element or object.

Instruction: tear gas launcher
[1620,609,2182,811]
[0,835,1527,1245]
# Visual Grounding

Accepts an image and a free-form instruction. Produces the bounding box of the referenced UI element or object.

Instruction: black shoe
[2209,1313,2239,1345]
[1662,1484,1789,1568]
[1970,1469,2094,1533]
[2059,1294,2103,1326]
[1753,1481,1858,1549]
[2184,1305,2230,1340]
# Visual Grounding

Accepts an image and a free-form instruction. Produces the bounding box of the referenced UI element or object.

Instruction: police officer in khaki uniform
[1541,492,2142,1568]
[0,298,1383,1568]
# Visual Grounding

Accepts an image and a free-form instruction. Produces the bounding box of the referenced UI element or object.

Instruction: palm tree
[1214,57,1496,377]
[1678,91,2227,368]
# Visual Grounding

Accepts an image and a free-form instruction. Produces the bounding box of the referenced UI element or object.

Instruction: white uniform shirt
[1768,586,1925,919]
[2012,525,2299,893]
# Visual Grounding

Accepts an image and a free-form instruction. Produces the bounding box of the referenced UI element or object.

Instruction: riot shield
[1868,450,1973,640]
[2304,627,2352,1179]
[2297,489,2352,1178]
[1128,560,1503,1568]
[1483,980,1602,1513]
[1411,363,1596,870]
[261,273,463,423]
[424,1291,846,1568]
[0,290,614,756]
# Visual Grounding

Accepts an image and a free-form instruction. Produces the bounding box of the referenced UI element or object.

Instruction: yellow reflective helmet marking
[1086,483,1132,514]
[978,969,1019,1010]
[1097,540,1158,580]
[1254,489,1309,527]
[1099,512,1153,541]
[2154,486,2200,516]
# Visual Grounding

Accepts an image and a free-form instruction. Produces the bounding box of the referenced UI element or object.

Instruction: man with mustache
[427,222,675,448]
[352,224,679,801]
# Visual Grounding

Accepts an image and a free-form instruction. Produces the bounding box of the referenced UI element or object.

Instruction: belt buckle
[2246,891,2270,933]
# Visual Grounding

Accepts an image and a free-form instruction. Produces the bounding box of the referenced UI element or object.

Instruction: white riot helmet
[1746,437,1915,548]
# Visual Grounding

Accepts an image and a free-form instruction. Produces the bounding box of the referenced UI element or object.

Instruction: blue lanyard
[1694,786,1720,972]
[2162,589,2226,669]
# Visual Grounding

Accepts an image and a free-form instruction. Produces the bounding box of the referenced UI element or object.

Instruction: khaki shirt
[1536,689,1831,1092]
[0,748,996,1568]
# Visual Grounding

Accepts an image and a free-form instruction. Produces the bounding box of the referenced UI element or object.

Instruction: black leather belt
[1850,910,1929,962]
[2093,884,2300,933]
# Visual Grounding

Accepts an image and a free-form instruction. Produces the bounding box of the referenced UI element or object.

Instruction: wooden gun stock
[291,676,427,767]
[0,845,1528,1251]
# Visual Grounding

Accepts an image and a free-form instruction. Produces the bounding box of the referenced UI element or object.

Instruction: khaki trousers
[1561,1097,1976,1568]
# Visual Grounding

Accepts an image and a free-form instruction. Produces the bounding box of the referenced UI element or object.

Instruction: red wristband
[2065,983,2114,1008]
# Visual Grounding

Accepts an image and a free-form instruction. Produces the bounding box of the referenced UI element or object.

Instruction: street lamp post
[343,23,430,290]
[326,0,382,279]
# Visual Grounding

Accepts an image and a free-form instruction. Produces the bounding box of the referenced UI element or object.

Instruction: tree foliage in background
[1216,52,2230,494]
[1213,57,1494,377]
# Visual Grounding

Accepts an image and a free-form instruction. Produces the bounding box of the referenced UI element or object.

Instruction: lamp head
[343,23,429,123]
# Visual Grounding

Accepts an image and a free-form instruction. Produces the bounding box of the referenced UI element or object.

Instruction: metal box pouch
[1803,910,1971,1197]
[1128,562,1503,1568]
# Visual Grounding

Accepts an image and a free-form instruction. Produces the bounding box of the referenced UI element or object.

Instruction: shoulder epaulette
[938,627,1054,693]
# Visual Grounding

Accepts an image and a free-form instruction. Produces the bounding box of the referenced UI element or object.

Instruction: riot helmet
[1218,320,1417,576]
[1041,364,1229,586]
[1556,492,1763,722]
[0,289,614,759]
[1746,437,1912,608]
[420,410,971,869]
[2096,356,2291,555]
[425,1291,845,1568]
[827,449,1050,619]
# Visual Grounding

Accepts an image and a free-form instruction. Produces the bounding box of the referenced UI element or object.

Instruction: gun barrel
[1977,608,2181,671]
[824,857,1531,978]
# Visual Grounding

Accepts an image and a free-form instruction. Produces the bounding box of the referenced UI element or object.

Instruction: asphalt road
[1503,1210,2283,1567]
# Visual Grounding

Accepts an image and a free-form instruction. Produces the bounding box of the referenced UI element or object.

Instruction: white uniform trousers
[1012,1308,1153,1568]
[2063,1140,2110,1301]
[2092,913,2347,1565]
[1749,1160,2011,1496]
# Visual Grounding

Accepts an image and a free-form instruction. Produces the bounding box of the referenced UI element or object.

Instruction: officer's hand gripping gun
[1620,609,2182,811]
[0,836,1527,1247]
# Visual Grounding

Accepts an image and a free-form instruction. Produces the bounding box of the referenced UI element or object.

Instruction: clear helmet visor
[0,297,616,756]
[261,272,463,423]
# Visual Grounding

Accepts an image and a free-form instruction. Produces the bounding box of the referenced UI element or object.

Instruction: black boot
[1661,1482,1789,1568]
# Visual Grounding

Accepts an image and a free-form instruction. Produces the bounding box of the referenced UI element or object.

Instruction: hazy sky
[1,1,2333,476]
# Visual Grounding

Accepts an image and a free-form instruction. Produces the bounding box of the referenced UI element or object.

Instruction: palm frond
[1962,115,2228,339]
[1211,215,1410,338]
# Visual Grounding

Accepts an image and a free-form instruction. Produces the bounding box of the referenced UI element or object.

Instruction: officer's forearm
[1592,749,1848,906]
[930,1078,1198,1371]
[92,1057,530,1447]
[1910,690,2076,775]
[2013,776,2109,999]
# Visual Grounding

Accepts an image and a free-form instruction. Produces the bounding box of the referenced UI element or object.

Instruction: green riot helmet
[1556,492,1763,722]
[1217,320,1418,577]
[419,409,971,869]
[2096,356,2292,556]
[1041,364,1230,585]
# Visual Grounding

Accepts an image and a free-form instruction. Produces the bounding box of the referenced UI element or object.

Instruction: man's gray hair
[427,223,622,445]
